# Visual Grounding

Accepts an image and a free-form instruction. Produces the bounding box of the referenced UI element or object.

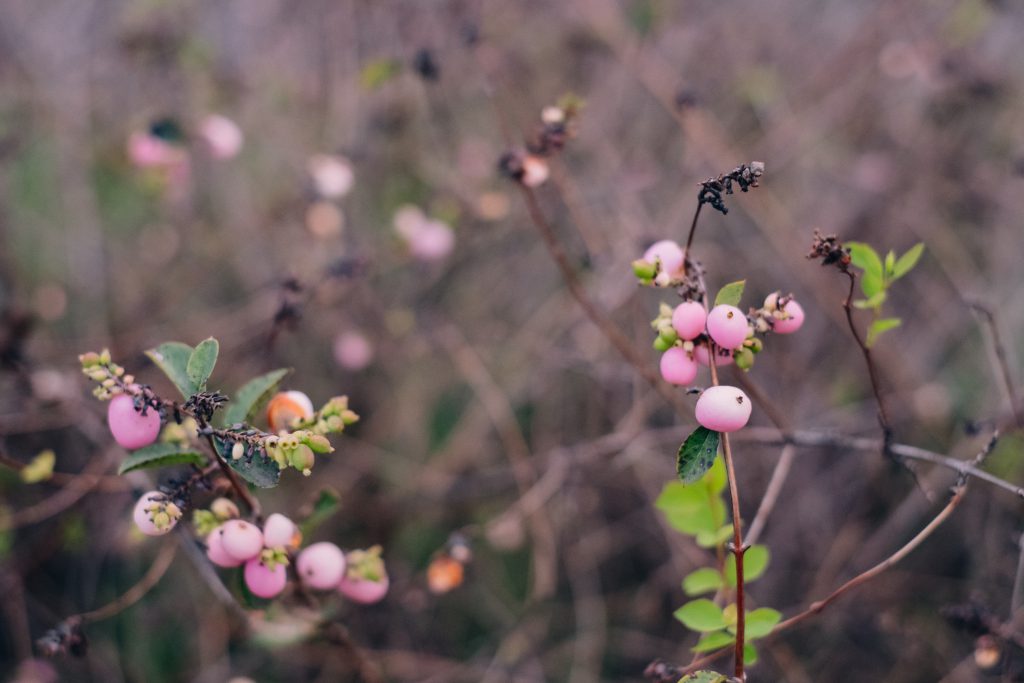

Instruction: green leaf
[677,427,721,484]
[705,456,727,494]
[853,291,887,310]
[860,269,884,299]
[696,524,734,549]
[867,317,902,347]
[222,368,291,427]
[674,599,726,632]
[744,607,782,640]
[214,437,280,489]
[691,631,734,653]
[846,242,883,280]
[298,488,342,538]
[145,342,195,398]
[186,337,219,394]
[683,568,723,596]
[724,544,770,586]
[680,669,728,682]
[892,242,925,279]
[118,443,205,475]
[884,250,896,277]
[655,482,724,537]
[743,643,759,666]
[21,450,55,483]
[714,280,746,307]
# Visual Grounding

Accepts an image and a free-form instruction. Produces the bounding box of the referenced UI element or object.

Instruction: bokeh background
[1,0,1024,681]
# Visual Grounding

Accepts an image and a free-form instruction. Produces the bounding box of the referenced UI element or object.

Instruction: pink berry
[695,386,752,432]
[108,394,161,450]
[339,575,389,604]
[333,331,374,371]
[262,513,299,550]
[207,527,243,568]
[773,300,805,334]
[694,344,734,367]
[296,542,346,590]
[705,305,749,349]
[642,240,685,281]
[133,491,180,536]
[660,347,698,386]
[672,302,707,341]
[219,520,264,561]
[244,558,288,599]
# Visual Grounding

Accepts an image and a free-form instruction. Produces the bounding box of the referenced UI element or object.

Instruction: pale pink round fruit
[198,114,243,160]
[706,305,749,349]
[296,542,346,590]
[694,344,734,367]
[207,527,243,568]
[262,513,298,550]
[660,347,698,386]
[695,386,752,432]
[642,240,685,280]
[773,300,805,334]
[108,394,161,450]
[220,520,264,561]
[339,575,389,604]
[333,331,374,371]
[133,491,180,536]
[244,558,288,599]
[672,302,707,341]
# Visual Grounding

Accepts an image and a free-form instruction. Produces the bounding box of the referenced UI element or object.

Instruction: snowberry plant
[63,340,387,639]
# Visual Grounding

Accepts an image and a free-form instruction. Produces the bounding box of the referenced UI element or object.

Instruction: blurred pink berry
[108,394,161,450]
[706,305,748,349]
[672,302,707,340]
[262,513,299,550]
[773,300,805,334]
[207,527,243,568]
[339,574,389,604]
[694,343,734,367]
[410,220,455,261]
[520,155,550,187]
[127,131,178,168]
[220,520,264,561]
[308,154,354,198]
[695,386,752,432]
[660,347,697,386]
[642,240,686,282]
[296,542,347,590]
[333,331,373,371]
[133,491,181,536]
[199,114,243,160]
[244,558,288,599]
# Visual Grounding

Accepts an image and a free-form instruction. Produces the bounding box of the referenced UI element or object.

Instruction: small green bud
[99,349,111,365]
[746,337,764,353]
[735,347,755,371]
[631,259,657,280]
[305,434,333,454]
[289,444,315,472]
[658,323,678,344]
[79,352,100,367]
[653,336,671,352]
[210,498,239,520]
[341,410,359,425]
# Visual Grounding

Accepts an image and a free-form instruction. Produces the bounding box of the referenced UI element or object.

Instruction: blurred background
[1,0,1023,681]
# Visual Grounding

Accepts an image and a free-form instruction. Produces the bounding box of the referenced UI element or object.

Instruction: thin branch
[970,301,1022,427]
[77,541,177,623]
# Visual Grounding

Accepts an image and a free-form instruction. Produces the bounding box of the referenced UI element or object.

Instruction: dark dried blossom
[807,229,851,269]
[698,162,765,214]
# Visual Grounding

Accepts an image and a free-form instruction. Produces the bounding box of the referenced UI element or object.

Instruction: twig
[77,541,177,623]
[970,301,1022,427]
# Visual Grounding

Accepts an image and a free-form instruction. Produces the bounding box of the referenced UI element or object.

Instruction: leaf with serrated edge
[118,443,205,475]
[222,368,291,427]
[677,427,720,483]
[145,342,194,398]
[186,338,219,394]
[714,280,746,307]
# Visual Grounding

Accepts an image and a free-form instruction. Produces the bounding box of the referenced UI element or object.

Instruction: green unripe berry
[653,336,671,352]
[735,347,755,371]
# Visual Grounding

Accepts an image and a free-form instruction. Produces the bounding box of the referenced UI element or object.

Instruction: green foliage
[693,630,734,653]
[298,488,342,537]
[845,241,925,346]
[743,608,782,639]
[117,443,205,474]
[186,338,219,394]
[656,458,727,537]
[679,671,728,682]
[675,599,726,632]
[222,368,291,427]
[683,567,723,596]
[145,342,195,398]
[714,279,746,307]
[677,426,721,483]
[214,437,280,488]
